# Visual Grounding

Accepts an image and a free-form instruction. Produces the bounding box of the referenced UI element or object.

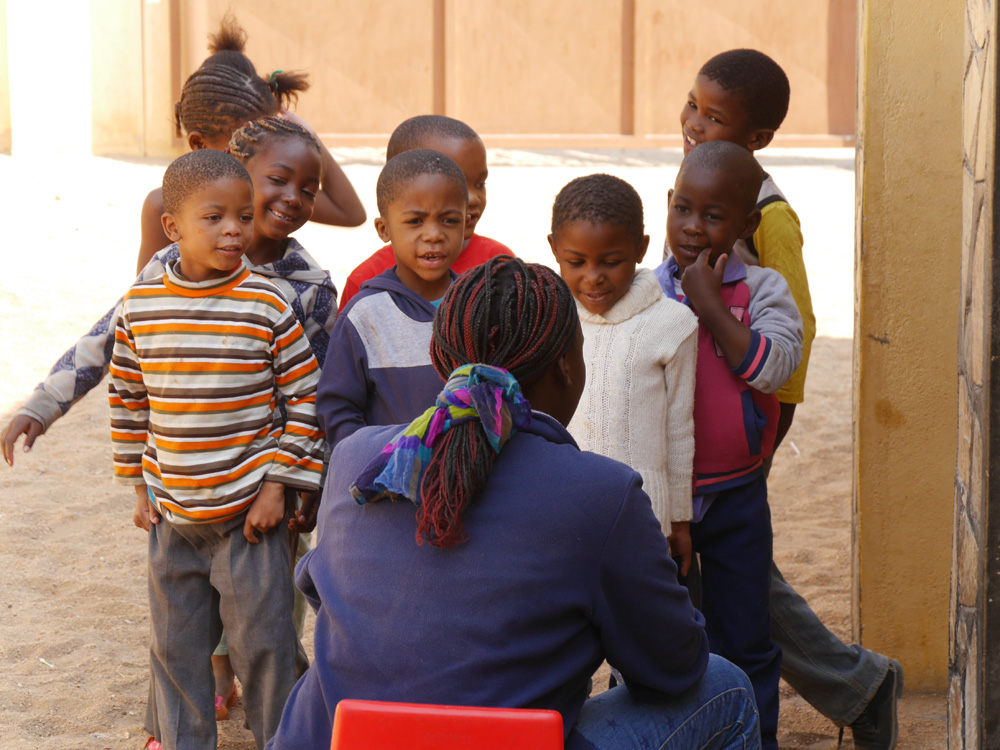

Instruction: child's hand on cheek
[244,481,286,543]
[681,249,728,314]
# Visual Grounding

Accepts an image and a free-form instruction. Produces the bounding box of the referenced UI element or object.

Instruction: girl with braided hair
[135,14,365,273]
[268,256,762,750]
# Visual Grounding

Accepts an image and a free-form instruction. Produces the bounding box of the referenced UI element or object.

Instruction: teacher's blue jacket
[268,413,709,748]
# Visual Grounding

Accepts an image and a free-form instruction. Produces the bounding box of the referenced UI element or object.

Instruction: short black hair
[677,141,763,213]
[550,173,645,245]
[376,149,468,216]
[386,115,481,160]
[699,49,790,131]
[162,150,252,214]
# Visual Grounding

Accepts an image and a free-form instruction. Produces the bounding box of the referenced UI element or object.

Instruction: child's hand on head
[680,249,728,314]
[244,480,286,543]
[133,486,160,531]
[1,414,44,466]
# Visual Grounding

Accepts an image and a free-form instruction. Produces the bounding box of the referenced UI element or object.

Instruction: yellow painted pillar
[142,0,184,158]
[0,0,10,153]
[854,0,963,690]
[90,0,144,156]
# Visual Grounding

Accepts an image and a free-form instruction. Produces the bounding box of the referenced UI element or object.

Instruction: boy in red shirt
[338,115,511,311]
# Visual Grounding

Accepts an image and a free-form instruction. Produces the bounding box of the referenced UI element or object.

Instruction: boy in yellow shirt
[672,48,901,750]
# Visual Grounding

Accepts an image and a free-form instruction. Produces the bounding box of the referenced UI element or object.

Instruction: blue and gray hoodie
[317,268,447,447]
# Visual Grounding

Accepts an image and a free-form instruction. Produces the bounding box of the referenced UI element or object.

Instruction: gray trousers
[760,456,889,726]
[145,513,298,749]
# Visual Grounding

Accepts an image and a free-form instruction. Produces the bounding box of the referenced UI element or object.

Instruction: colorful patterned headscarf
[350,364,531,505]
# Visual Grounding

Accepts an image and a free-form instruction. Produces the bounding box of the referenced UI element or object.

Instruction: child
[136,13,364,272]
[676,49,902,745]
[2,116,336,472]
[654,141,802,750]
[110,149,326,750]
[0,115,334,736]
[317,149,469,446]
[337,115,511,312]
[549,174,698,573]
[673,48,814,449]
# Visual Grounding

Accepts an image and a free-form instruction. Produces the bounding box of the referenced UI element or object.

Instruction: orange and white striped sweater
[109,260,326,524]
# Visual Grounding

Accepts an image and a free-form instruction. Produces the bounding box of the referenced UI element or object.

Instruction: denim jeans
[770,561,889,726]
[568,654,761,750]
[692,477,780,750]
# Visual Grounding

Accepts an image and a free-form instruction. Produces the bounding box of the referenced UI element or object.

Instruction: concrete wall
[87,0,857,156]
[854,0,962,690]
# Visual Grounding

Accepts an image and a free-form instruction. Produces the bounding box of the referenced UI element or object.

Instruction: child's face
[424,135,488,241]
[549,221,649,316]
[680,74,772,154]
[374,173,468,301]
[163,177,255,282]
[666,166,759,270]
[244,137,323,243]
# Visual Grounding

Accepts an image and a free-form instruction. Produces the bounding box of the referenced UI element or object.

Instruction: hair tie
[350,364,531,505]
[268,70,283,92]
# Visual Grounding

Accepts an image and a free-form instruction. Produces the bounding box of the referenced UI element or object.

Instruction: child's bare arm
[138,188,171,274]
[681,251,752,367]
[280,109,366,228]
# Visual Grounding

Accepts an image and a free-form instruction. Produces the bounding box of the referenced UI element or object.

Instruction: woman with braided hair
[268,256,762,750]
[135,13,365,273]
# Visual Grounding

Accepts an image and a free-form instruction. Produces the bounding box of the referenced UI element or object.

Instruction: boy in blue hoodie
[317,149,471,445]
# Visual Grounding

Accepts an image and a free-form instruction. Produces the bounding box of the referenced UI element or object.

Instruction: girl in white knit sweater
[549,174,699,575]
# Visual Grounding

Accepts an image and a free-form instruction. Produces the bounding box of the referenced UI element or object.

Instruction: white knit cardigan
[568,268,698,534]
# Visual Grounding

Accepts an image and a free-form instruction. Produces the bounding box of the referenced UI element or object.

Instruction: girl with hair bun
[135,13,365,272]
[268,257,763,750]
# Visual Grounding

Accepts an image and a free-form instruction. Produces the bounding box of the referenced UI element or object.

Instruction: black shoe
[850,659,904,750]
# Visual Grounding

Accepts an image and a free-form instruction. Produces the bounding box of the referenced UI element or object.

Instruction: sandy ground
[0,147,944,748]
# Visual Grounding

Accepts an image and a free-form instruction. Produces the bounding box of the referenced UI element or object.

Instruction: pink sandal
[215,689,237,721]
[143,738,162,750]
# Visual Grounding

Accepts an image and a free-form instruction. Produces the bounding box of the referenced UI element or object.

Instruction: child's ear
[161,213,181,242]
[187,132,208,151]
[740,209,762,240]
[635,234,651,264]
[547,233,558,259]
[374,216,391,244]
[745,129,775,151]
[667,188,674,204]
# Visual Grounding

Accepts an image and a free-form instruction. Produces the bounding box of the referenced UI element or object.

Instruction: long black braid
[416,257,578,548]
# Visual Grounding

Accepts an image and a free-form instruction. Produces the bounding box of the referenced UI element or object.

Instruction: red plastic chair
[330,699,564,749]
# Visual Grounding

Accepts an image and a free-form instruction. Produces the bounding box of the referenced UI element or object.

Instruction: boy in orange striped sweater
[108,150,326,750]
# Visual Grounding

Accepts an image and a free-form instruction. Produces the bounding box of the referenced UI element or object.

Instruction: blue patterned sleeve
[16,247,175,430]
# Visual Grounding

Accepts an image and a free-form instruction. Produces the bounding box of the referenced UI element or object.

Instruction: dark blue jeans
[692,476,781,750]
